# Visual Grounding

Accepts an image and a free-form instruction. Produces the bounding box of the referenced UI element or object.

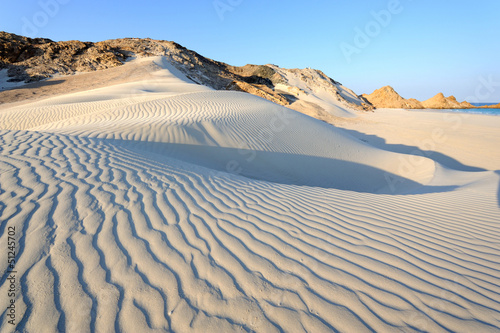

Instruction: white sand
[271,66,363,118]
[335,108,500,172]
[1,57,499,332]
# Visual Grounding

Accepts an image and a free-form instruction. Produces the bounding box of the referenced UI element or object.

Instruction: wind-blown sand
[1,57,499,332]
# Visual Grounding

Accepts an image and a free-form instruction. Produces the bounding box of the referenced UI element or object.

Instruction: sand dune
[1,57,500,332]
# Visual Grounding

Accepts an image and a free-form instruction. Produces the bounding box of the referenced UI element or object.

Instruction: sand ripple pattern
[1,62,499,332]
[0,129,499,332]
[2,90,436,192]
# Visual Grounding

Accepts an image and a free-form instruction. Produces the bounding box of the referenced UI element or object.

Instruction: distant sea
[422,103,500,116]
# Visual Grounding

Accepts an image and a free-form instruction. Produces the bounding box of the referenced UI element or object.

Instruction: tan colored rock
[365,85,487,110]
[460,101,475,108]
[421,93,466,109]
[362,86,423,109]
[478,103,500,109]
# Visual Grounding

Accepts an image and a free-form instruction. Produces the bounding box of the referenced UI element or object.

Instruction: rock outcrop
[0,32,127,82]
[421,93,467,109]
[364,85,500,109]
[362,86,423,109]
[478,103,500,109]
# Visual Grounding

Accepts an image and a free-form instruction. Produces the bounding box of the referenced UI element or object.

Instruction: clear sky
[1,0,499,102]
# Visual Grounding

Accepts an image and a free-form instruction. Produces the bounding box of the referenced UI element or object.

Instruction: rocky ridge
[361,86,424,109]
[421,93,474,109]
[0,31,372,113]
[363,85,499,109]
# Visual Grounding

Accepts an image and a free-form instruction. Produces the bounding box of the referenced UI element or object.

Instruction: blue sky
[1,0,499,102]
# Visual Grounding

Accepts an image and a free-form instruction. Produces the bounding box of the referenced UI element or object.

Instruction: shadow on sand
[339,128,487,172]
[0,78,66,92]
[108,139,459,195]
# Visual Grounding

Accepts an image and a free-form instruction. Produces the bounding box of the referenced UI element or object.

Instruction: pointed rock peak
[369,85,403,99]
[363,85,493,110]
[378,85,397,93]
[423,93,447,103]
[363,85,423,109]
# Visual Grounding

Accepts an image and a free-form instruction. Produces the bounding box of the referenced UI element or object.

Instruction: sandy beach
[336,108,500,172]
[1,57,499,332]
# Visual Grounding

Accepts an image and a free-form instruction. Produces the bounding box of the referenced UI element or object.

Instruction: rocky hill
[364,85,499,109]
[361,86,423,109]
[421,93,474,109]
[0,31,373,116]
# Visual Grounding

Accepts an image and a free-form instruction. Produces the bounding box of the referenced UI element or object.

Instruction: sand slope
[1,57,500,332]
